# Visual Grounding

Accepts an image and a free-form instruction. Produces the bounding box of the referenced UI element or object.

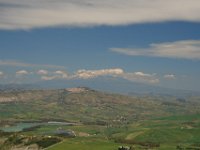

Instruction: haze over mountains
[37,77,200,97]
[1,77,199,97]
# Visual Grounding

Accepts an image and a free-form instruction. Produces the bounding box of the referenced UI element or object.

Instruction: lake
[0,121,76,132]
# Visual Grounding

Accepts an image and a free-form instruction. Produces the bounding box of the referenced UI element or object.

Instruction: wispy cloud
[41,70,68,81]
[1,0,200,30]
[54,71,68,78]
[41,76,58,81]
[0,60,65,69]
[111,40,200,60]
[164,74,176,80]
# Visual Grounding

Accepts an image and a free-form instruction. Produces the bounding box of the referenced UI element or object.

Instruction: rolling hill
[0,87,199,123]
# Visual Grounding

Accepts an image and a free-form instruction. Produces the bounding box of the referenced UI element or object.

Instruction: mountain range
[1,77,198,97]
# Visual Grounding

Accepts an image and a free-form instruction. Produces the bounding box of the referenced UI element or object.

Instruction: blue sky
[0,0,200,91]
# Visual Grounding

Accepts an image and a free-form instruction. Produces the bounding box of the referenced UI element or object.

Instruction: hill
[0,87,200,123]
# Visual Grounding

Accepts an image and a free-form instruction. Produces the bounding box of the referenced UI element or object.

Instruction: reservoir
[0,121,76,132]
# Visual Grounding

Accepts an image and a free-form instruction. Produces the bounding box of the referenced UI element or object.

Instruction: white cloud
[74,68,124,79]
[121,72,159,84]
[16,70,29,75]
[111,40,200,60]
[41,70,68,81]
[164,74,176,79]
[1,0,200,30]
[37,69,48,75]
[0,60,65,69]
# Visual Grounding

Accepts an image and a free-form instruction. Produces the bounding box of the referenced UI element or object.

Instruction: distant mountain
[35,77,200,97]
[1,77,199,97]
[0,84,38,92]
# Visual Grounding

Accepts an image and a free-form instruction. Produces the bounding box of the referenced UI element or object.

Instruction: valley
[0,87,200,150]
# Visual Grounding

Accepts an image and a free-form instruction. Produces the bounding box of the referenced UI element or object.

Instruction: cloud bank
[111,40,200,60]
[1,0,200,30]
[40,68,159,84]
[74,68,124,79]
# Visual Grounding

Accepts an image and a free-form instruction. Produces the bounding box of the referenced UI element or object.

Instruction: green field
[47,137,121,150]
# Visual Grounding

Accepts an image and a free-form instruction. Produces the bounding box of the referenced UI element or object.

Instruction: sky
[0,0,200,91]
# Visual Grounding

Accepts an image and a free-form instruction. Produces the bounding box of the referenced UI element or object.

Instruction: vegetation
[25,136,61,148]
[0,88,200,149]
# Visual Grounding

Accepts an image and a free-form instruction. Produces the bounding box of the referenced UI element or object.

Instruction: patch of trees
[176,98,186,103]
[4,134,24,145]
[80,119,107,126]
[177,144,200,150]
[162,101,181,106]
[0,130,13,136]
[115,138,160,148]
[21,125,41,132]
[2,134,62,149]
[25,136,61,148]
